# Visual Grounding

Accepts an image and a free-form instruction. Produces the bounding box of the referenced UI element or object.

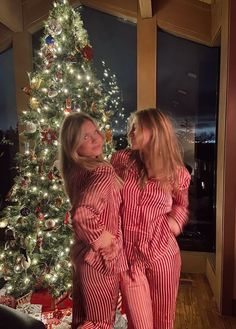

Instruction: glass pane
[0,48,18,205]
[157,30,220,252]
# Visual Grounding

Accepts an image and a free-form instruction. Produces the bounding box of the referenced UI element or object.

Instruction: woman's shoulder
[175,165,191,190]
[111,148,133,166]
[92,163,114,177]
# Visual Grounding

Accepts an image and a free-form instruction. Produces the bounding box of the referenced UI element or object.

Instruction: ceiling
[0,0,220,53]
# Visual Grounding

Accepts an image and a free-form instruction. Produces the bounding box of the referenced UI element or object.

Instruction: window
[0,48,18,203]
[157,30,220,252]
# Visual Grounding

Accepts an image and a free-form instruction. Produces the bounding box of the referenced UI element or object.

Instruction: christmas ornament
[48,89,58,98]
[38,159,44,174]
[54,70,63,81]
[22,86,31,95]
[37,213,45,221]
[55,197,63,207]
[91,101,97,113]
[30,97,39,110]
[34,236,43,253]
[47,19,62,36]
[20,176,30,189]
[45,35,55,45]
[64,97,71,113]
[25,122,37,134]
[48,171,54,180]
[65,54,77,63]
[21,256,31,269]
[64,211,70,225]
[44,50,54,68]
[41,129,57,144]
[45,219,56,230]
[20,207,30,217]
[31,77,42,90]
[14,265,23,274]
[81,45,93,61]
[0,218,8,228]
[105,128,112,142]
[81,101,88,111]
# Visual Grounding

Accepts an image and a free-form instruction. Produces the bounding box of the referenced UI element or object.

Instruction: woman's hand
[168,217,181,236]
[92,230,115,252]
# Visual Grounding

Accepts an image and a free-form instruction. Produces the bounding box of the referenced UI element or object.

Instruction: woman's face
[128,119,151,151]
[77,120,103,157]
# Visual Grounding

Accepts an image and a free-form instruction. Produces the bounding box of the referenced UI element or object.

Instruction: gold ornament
[31,77,42,90]
[105,128,112,142]
[30,97,39,110]
[55,197,63,207]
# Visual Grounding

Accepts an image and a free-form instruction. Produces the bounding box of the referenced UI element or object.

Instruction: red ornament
[64,211,70,225]
[35,206,41,213]
[55,70,63,81]
[22,86,31,95]
[48,171,53,180]
[38,213,45,221]
[81,45,93,61]
[41,129,57,144]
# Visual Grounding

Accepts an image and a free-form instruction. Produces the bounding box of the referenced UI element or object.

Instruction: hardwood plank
[175,274,236,329]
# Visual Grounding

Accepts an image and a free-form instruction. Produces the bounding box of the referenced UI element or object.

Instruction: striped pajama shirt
[69,165,127,329]
[111,149,191,329]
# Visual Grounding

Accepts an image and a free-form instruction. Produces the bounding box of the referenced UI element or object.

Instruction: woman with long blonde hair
[111,108,191,329]
[59,112,126,329]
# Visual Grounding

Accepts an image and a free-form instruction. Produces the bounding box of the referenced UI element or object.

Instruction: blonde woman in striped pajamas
[111,108,191,329]
[59,112,127,329]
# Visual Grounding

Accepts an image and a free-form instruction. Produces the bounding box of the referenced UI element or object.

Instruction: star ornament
[41,129,57,144]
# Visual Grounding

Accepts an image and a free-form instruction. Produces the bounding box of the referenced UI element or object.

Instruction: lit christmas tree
[0,0,126,300]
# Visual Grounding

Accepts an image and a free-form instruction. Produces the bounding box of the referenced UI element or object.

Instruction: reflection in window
[0,48,18,204]
[157,30,219,252]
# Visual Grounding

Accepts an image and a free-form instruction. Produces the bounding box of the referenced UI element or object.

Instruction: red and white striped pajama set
[69,165,127,329]
[111,149,191,329]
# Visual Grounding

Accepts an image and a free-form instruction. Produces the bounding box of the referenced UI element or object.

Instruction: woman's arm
[168,167,191,236]
[72,166,115,247]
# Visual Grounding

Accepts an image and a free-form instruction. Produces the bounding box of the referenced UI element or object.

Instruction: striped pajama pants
[121,252,181,329]
[72,261,120,329]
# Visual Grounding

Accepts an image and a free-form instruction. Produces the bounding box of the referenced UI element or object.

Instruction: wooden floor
[175,274,236,329]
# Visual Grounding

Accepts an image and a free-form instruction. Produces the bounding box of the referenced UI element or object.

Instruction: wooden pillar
[137,5,157,110]
[216,0,236,315]
[12,31,33,152]
[221,0,236,315]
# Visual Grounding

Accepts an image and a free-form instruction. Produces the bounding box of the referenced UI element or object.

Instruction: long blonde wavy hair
[128,108,184,189]
[59,112,107,196]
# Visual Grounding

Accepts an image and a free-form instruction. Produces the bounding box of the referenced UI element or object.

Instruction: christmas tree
[0,0,125,299]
